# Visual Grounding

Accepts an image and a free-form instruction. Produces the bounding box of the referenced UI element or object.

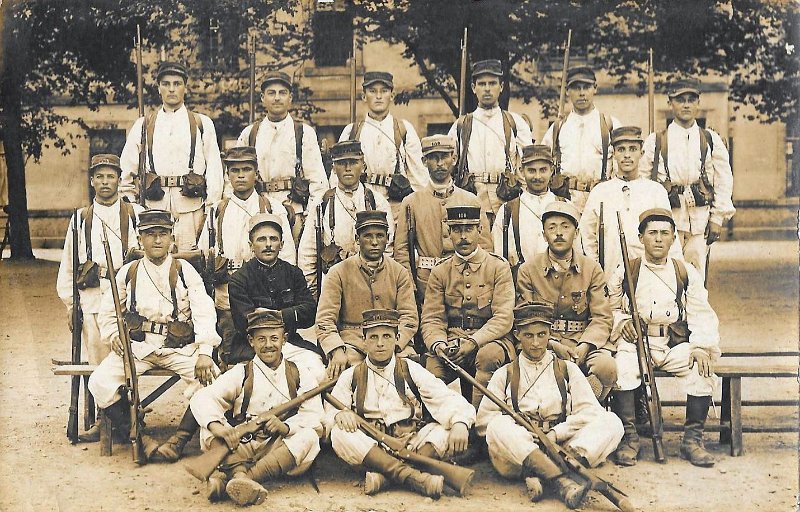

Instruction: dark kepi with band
[246,308,285,332]
[138,209,174,231]
[521,144,553,165]
[156,61,188,82]
[446,204,482,225]
[89,153,122,173]
[610,126,644,146]
[362,308,400,330]
[514,302,555,327]
[355,210,389,232]
[261,70,292,91]
[471,59,503,78]
[637,207,675,233]
[362,71,394,89]
[223,146,258,165]
[329,140,364,162]
[541,201,580,226]
[567,66,596,87]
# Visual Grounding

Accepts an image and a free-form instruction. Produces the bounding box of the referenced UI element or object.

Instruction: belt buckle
[240,432,254,443]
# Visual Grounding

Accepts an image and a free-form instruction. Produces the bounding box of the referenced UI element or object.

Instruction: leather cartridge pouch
[287,175,311,207]
[210,255,230,286]
[496,171,522,201]
[549,173,570,200]
[661,180,682,209]
[387,172,414,202]
[689,176,714,207]
[456,171,477,195]
[667,320,690,348]
[181,170,207,198]
[124,310,146,342]
[320,243,343,273]
[76,260,101,290]
[144,172,165,201]
[164,319,195,349]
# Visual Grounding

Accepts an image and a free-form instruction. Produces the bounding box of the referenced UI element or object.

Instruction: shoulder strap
[83,204,94,261]
[457,114,473,175]
[125,260,141,313]
[119,201,136,256]
[502,203,512,259]
[349,120,364,141]
[215,199,230,254]
[145,111,158,174]
[699,128,711,177]
[293,120,304,178]
[285,360,300,399]
[392,118,408,175]
[510,198,523,264]
[623,257,643,299]
[672,258,689,320]
[396,357,431,420]
[248,121,260,147]
[168,259,181,320]
[352,362,369,417]
[509,359,521,413]
[653,131,663,180]
[258,194,271,214]
[392,358,416,410]
[660,129,671,179]
[187,110,199,171]
[365,188,376,210]
[599,113,611,180]
[500,110,516,170]
[240,360,254,418]
[553,357,569,422]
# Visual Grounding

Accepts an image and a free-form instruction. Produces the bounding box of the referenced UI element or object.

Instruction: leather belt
[551,319,589,333]
[646,323,670,337]
[141,320,168,336]
[159,175,188,187]
[529,418,561,433]
[263,178,294,193]
[565,176,599,192]
[226,261,243,271]
[448,316,487,330]
[365,173,393,187]
[417,256,446,270]
[470,172,502,184]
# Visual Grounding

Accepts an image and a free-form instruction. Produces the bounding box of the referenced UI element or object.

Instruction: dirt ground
[0,240,797,512]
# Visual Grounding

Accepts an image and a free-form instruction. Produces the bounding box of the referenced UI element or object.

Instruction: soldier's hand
[705,221,722,245]
[326,347,348,380]
[570,343,592,366]
[451,338,477,365]
[620,318,638,344]
[111,335,124,357]
[690,350,713,378]
[551,341,572,361]
[194,355,218,386]
[334,410,360,433]
[545,429,558,444]
[445,422,470,457]
[261,415,290,436]
[432,342,448,359]
[209,422,240,452]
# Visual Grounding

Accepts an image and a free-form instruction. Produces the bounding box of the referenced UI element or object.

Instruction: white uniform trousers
[678,230,709,282]
[214,427,320,477]
[81,313,110,365]
[173,209,205,251]
[474,181,504,217]
[88,348,214,409]
[330,422,451,466]
[615,339,716,396]
[485,412,623,476]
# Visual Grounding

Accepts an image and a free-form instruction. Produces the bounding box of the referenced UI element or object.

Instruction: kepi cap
[421,134,456,156]
[329,140,364,162]
[89,154,122,173]
[138,209,174,232]
[668,78,701,98]
[514,302,554,327]
[246,308,285,332]
[566,66,596,87]
[521,144,553,165]
[472,59,503,78]
[156,61,188,82]
[261,70,292,91]
[610,126,644,146]
[637,208,675,233]
[541,201,580,226]
[248,213,283,236]
[355,210,389,232]
[223,146,258,165]
[446,205,482,225]
[362,71,394,89]
[362,309,400,330]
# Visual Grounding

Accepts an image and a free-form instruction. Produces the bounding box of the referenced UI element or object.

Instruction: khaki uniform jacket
[421,247,514,349]
[516,251,613,350]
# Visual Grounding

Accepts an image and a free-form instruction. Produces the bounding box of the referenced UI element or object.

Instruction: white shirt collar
[519,351,554,371]
[93,197,121,212]
[253,354,285,376]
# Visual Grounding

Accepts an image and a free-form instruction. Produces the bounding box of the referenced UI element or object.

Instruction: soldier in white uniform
[609,208,720,468]
[297,141,394,297]
[540,66,622,211]
[87,209,221,457]
[448,59,533,219]
[326,309,474,499]
[640,78,735,281]
[237,71,329,245]
[120,62,224,251]
[337,71,428,221]
[580,126,683,274]
[190,309,324,506]
[477,303,623,509]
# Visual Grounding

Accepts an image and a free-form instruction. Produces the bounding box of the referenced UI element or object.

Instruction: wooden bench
[52,363,180,456]
[653,352,798,457]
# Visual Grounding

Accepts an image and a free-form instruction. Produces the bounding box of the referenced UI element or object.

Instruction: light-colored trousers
[81,313,111,365]
[678,230,709,282]
[330,422,450,466]
[615,339,716,396]
[211,427,320,478]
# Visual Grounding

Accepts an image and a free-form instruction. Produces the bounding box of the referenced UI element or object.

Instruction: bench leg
[83,376,95,431]
[719,377,731,445]
[99,409,112,457]
[729,378,743,456]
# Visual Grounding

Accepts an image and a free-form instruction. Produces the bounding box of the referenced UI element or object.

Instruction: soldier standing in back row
[541,66,621,212]
[338,71,428,221]
[120,62,224,251]
[448,59,533,220]
[237,71,329,245]
[640,78,735,282]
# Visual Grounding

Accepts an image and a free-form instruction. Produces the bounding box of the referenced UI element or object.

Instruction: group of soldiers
[56,56,734,508]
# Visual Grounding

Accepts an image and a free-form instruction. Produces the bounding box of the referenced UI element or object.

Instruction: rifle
[67,209,83,444]
[598,202,605,270]
[458,27,468,117]
[647,48,654,134]
[314,202,324,300]
[324,393,475,496]
[406,205,425,353]
[439,354,633,512]
[349,35,357,125]
[248,30,256,124]
[100,223,145,464]
[185,378,337,481]
[556,29,572,120]
[616,211,666,463]
[135,24,146,206]
[551,29,572,191]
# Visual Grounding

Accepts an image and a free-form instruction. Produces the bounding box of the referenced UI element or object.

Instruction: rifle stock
[101,224,144,464]
[136,25,146,206]
[615,211,666,464]
[598,202,605,270]
[315,202,324,300]
[324,393,475,496]
[458,27,468,117]
[185,378,337,481]
[439,354,633,512]
[67,210,83,443]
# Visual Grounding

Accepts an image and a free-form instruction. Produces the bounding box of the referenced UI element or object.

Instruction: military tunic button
[466,296,472,301]
[465,271,470,276]
[466,283,471,288]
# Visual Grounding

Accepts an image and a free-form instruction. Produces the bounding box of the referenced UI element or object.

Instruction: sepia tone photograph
[0,1,797,511]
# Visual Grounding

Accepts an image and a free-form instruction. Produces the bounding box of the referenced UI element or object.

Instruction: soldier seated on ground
[190,309,324,506]
[476,302,623,509]
[326,309,474,499]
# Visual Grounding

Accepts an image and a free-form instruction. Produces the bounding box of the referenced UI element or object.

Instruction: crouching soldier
[88,209,221,456]
[327,309,475,499]
[190,309,324,506]
[609,208,720,467]
[477,303,623,509]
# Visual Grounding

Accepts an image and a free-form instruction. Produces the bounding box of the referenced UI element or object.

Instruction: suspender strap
[456,114,473,177]
[146,110,200,174]
[599,113,611,181]
[509,358,522,414]
[83,205,94,261]
[653,129,672,181]
[248,121,260,147]
[352,362,369,417]
[349,120,363,141]
[553,357,568,423]
[240,360,254,418]
[126,260,141,313]
[699,128,711,179]
[187,110,199,171]
[285,360,300,400]
[215,199,230,255]
[168,259,181,320]
[511,198,523,263]
[293,120,304,178]
[501,110,516,172]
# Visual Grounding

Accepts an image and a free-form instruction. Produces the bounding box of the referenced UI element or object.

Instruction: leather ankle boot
[611,390,640,466]
[680,395,715,467]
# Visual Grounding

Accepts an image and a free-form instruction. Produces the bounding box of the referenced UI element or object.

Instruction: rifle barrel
[458,27,468,117]
[136,25,143,117]
[557,29,572,119]
[249,32,256,124]
[647,48,654,134]
[349,36,357,124]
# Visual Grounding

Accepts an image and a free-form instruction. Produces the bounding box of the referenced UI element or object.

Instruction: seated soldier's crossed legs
[331,423,450,466]
[221,427,320,478]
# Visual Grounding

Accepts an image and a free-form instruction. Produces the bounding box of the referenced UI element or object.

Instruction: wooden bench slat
[654,365,796,378]
[52,365,176,377]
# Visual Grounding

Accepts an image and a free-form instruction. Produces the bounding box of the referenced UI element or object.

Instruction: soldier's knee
[475,343,507,372]
[589,354,618,386]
